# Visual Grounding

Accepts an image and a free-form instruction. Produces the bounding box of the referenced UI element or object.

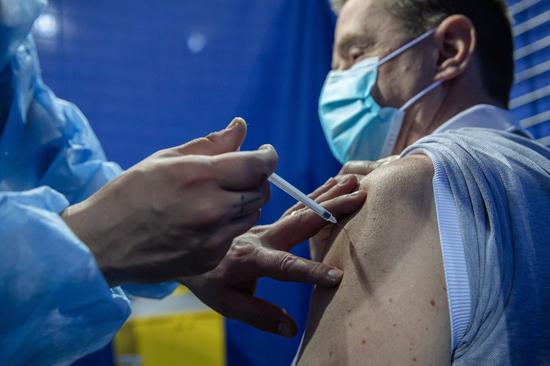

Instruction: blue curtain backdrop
[508,0,550,145]
[33,0,549,365]
[34,1,339,366]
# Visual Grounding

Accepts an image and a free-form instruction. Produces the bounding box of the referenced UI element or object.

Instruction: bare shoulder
[297,155,450,366]
[346,155,438,263]
[360,155,435,208]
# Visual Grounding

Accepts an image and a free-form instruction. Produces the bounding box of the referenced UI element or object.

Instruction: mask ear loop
[399,80,443,112]
[377,28,437,67]
[376,28,441,111]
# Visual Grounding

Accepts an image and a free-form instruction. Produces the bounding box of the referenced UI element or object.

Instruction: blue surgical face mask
[319,29,442,164]
[0,0,47,70]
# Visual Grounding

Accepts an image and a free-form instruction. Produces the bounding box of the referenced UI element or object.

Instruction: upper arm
[298,156,451,365]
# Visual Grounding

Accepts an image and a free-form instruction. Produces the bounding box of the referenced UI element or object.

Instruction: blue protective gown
[0,2,175,364]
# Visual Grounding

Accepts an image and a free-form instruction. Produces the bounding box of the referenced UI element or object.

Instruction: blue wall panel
[508,0,550,145]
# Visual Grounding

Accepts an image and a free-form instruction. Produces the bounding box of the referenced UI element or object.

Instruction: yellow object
[114,287,225,366]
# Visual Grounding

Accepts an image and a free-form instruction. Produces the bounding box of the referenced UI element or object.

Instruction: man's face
[333,0,437,109]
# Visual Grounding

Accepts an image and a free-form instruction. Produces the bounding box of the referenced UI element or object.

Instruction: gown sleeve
[0,36,177,365]
[24,37,178,300]
[0,187,130,365]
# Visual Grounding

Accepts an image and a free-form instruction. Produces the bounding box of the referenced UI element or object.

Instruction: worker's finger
[313,174,360,204]
[212,145,278,190]
[379,155,400,165]
[339,160,379,175]
[249,246,343,287]
[307,177,339,200]
[281,177,337,217]
[193,210,263,274]
[262,189,367,251]
[192,211,262,274]
[172,118,248,156]
[224,182,271,219]
[281,175,358,222]
[221,290,297,337]
[218,210,262,245]
[339,156,399,175]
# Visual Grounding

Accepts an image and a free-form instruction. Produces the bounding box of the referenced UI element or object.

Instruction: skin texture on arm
[297,156,451,366]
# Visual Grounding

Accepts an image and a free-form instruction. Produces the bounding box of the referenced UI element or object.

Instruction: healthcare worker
[0,1,367,364]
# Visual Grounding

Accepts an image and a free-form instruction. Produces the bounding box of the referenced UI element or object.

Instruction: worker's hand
[301,175,363,262]
[63,118,278,287]
[181,182,366,338]
[339,156,400,179]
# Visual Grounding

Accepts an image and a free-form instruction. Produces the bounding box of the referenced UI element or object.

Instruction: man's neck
[393,88,505,153]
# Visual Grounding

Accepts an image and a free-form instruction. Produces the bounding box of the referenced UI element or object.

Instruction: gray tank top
[404,128,550,365]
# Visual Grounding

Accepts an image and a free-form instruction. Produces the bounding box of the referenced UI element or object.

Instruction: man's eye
[349,46,364,62]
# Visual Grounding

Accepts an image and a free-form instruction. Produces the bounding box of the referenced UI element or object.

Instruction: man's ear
[434,15,477,82]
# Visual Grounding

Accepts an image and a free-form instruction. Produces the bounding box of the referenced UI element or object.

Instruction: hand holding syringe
[268,173,337,224]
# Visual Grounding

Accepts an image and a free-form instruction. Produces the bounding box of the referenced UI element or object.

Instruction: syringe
[268,173,337,224]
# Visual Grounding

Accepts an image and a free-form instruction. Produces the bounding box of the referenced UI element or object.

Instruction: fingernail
[349,190,363,197]
[337,176,352,186]
[259,144,274,151]
[324,177,336,186]
[327,269,343,281]
[278,322,294,337]
[226,118,245,130]
[381,156,399,166]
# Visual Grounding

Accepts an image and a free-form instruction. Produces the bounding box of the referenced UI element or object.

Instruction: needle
[269,173,337,224]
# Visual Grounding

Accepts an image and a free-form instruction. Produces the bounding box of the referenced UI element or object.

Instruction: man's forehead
[336,0,401,44]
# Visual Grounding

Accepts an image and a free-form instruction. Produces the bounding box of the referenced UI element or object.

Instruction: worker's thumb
[173,117,247,156]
